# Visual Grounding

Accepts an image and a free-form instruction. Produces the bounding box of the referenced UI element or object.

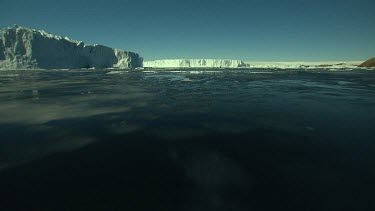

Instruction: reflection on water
[1,69,375,210]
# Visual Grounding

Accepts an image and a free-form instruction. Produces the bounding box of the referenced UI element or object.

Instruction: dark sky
[1,0,374,61]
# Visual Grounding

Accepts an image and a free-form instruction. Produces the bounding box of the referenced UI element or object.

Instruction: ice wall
[0,25,143,69]
[143,59,246,68]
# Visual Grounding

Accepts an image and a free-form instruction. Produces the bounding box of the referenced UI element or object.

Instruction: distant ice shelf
[244,61,362,70]
[143,59,247,68]
[143,59,364,70]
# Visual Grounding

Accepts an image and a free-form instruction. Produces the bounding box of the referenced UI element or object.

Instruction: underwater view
[0,69,375,210]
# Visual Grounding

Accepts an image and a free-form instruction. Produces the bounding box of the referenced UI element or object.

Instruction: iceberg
[143,59,246,68]
[0,25,143,69]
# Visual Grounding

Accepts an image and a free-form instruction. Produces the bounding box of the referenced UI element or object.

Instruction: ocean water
[0,69,375,210]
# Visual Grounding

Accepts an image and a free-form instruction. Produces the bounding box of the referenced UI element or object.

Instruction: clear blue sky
[1,0,374,61]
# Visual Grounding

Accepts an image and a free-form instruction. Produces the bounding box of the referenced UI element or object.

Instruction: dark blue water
[1,69,375,210]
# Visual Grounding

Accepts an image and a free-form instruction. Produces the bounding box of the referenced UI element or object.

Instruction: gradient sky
[1,0,374,61]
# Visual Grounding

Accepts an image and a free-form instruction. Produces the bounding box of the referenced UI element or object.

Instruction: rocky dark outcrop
[359,57,375,67]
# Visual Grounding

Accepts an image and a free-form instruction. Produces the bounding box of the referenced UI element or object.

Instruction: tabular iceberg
[0,25,143,69]
[143,59,246,68]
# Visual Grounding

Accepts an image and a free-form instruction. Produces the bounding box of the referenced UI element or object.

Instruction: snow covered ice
[143,59,246,68]
[0,25,143,69]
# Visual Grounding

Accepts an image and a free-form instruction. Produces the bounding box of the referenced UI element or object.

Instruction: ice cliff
[143,59,246,68]
[0,25,143,69]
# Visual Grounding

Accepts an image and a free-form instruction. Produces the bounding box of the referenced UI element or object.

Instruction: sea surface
[0,69,375,210]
